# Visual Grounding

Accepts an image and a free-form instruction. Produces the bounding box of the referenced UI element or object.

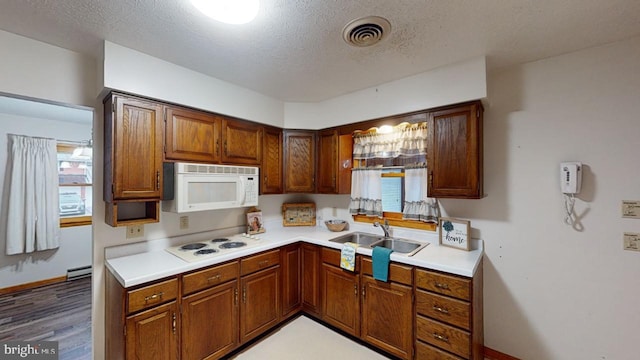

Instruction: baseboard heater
[67,265,92,280]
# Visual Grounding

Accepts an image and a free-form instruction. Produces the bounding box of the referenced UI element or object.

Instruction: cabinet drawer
[361,257,412,285]
[416,269,471,301]
[416,340,464,360]
[182,261,239,295]
[416,290,470,330]
[321,247,360,272]
[241,249,280,276]
[127,278,178,314]
[416,315,470,359]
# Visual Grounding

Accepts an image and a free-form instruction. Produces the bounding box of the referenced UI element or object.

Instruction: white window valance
[352,122,427,160]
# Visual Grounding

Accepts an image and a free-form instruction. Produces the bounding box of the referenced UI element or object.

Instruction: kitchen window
[57,143,92,227]
[349,123,438,231]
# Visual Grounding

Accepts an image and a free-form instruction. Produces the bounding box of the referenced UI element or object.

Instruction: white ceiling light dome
[191,0,259,25]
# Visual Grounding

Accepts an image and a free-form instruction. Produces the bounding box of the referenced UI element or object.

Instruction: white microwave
[162,163,259,213]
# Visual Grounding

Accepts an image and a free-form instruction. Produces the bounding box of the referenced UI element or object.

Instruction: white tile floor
[231,316,392,359]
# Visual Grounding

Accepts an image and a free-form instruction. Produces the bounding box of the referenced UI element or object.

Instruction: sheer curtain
[349,168,383,217]
[5,134,60,255]
[403,166,439,223]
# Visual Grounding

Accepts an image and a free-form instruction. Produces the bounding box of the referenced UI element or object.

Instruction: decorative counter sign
[439,217,471,251]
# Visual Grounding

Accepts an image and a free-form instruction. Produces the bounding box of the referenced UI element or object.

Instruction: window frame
[57,143,92,228]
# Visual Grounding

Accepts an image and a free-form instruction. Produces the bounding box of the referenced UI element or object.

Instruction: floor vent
[67,265,92,281]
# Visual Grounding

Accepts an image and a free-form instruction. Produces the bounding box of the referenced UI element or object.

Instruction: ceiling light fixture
[191,0,260,25]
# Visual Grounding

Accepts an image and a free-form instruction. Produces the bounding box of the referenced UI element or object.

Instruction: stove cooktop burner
[180,243,207,250]
[211,238,229,243]
[195,249,218,255]
[219,241,247,249]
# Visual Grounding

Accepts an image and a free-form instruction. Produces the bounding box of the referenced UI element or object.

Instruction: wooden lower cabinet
[125,301,178,360]
[181,280,238,360]
[301,244,321,316]
[240,266,280,343]
[108,244,483,360]
[321,263,360,336]
[361,276,413,359]
[281,244,302,318]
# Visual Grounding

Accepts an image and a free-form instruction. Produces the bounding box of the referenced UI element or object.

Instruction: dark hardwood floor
[0,277,92,360]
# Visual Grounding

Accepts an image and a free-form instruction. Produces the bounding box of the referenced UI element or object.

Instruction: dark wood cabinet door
[262,126,283,194]
[284,130,316,193]
[317,129,338,193]
[337,134,353,194]
[106,95,163,200]
[222,119,262,165]
[361,276,413,359]
[428,102,483,198]
[125,301,178,360]
[281,244,301,318]
[181,281,238,360]
[302,244,321,316]
[240,266,280,343]
[321,263,360,336]
[164,106,220,163]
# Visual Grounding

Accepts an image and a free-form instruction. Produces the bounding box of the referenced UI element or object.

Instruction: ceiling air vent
[342,16,391,47]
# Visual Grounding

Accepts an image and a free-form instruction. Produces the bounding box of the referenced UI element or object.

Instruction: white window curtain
[5,134,60,255]
[349,168,383,217]
[402,166,439,223]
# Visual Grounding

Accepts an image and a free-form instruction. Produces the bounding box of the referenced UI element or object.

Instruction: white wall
[0,113,92,288]
[439,36,640,359]
[284,57,486,129]
[102,41,285,127]
[0,30,97,107]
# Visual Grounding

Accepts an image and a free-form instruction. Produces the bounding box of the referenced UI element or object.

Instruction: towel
[372,246,394,282]
[340,242,358,272]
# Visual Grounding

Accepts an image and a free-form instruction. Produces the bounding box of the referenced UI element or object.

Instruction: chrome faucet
[373,219,391,238]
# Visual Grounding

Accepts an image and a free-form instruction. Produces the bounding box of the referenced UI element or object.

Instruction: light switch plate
[623,232,640,252]
[622,200,640,218]
[126,224,144,239]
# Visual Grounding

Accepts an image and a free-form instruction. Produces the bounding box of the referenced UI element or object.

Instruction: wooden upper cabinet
[262,126,283,194]
[284,130,316,193]
[104,94,163,201]
[221,119,262,165]
[428,102,483,198]
[164,106,220,163]
[316,130,338,193]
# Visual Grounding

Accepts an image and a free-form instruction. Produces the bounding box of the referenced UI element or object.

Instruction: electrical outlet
[623,232,640,252]
[126,224,144,239]
[180,216,189,230]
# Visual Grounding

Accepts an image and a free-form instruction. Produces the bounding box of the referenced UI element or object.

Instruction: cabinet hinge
[476,109,480,118]
[112,101,115,113]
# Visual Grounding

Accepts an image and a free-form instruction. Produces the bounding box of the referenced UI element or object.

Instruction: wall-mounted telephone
[560,162,582,194]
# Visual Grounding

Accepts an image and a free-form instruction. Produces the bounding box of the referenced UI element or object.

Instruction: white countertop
[106,224,484,288]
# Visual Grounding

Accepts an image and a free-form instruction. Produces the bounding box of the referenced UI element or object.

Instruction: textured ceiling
[0,0,640,102]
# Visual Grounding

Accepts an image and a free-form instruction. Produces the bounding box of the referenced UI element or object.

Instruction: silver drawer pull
[434,282,449,290]
[432,305,450,314]
[258,260,269,267]
[144,292,164,303]
[207,274,222,282]
[432,333,449,343]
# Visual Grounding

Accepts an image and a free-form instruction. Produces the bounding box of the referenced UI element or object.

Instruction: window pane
[59,186,92,217]
[381,176,402,212]
[58,147,92,185]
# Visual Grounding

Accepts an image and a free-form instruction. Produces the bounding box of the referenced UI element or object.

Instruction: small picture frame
[247,209,265,234]
[439,217,470,251]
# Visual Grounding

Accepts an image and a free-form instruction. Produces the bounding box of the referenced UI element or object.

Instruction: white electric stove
[165,233,262,262]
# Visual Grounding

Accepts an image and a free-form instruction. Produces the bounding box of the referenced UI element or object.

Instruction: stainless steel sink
[370,238,429,256]
[329,232,384,246]
[329,232,428,257]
